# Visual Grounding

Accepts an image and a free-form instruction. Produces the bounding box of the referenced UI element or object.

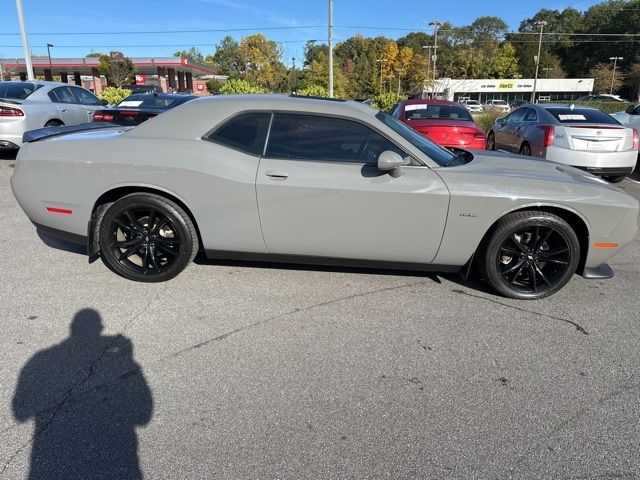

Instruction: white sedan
[0,80,105,150]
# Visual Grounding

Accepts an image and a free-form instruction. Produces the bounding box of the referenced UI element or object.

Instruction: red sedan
[391,99,486,150]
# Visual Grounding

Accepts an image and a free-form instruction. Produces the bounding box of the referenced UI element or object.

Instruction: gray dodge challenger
[11,95,639,299]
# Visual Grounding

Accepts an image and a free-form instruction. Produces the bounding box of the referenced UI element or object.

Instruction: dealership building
[427,78,595,103]
[0,57,219,95]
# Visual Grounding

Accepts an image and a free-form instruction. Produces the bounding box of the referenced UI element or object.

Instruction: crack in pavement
[451,289,589,335]
[165,279,431,360]
[0,285,167,478]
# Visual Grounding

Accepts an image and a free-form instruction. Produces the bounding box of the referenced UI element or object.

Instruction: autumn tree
[589,63,624,94]
[237,33,286,91]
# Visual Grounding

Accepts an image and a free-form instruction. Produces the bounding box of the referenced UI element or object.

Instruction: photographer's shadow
[12,309,153,480]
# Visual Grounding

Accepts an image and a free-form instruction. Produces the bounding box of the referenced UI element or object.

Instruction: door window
[70,87,102,106]
[265,113,405,164]
[506,109,526,123]
[522,108,538,122]
[48,87,77,104]
[204,112,271,156]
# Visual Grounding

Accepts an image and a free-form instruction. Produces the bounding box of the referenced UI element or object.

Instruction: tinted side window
[523,108,538,122]
[71,87,101,106]
[48,87,77,104]
[507,109,526,123]
[266,114,405,164]
[205,112,271,155]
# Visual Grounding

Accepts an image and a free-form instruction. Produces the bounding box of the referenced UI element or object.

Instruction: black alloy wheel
[487,132,496,150]
[481,211,580,299]
[98,193,198,282]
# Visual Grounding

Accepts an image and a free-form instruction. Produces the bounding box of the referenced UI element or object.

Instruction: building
[425,78,595,103]
[0,57,218,94]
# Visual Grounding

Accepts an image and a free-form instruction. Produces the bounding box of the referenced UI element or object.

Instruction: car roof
[402,99,460,106]
[535,103,600,111]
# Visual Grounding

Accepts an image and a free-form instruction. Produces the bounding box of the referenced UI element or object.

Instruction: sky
[1,0,604,66]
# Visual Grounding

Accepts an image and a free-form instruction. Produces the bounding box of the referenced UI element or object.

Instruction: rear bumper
[575,166,634,177]
[545,146,637,170]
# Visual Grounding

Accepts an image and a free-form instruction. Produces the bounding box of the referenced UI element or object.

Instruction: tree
[173,47,204,63]
[237,33,286,90]
[99,51,136,87]
[206,78,222,94]
[589,63,624,94]
[624,64,640,102]
[207,36,241,78]
[301,50,347,98]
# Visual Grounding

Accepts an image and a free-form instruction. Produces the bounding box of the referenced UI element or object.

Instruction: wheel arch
[473,204,590,275]
[89,185,203,256]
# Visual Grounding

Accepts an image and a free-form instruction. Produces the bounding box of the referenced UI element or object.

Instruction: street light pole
[609,56,623,94]
[15,0,34,80]
[429,21,442,99]
[421,45,432,99]
[328,0,334,98]
[47,43,54,71]
[530,20,547,103]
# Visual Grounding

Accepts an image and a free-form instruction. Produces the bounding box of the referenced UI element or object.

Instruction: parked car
[391,99,486,150]
[12,95,638,299]
[462,99,483,113]
[483,99,511,113]
[126,85,162,95]
[487,104,638,183]
[0,80,105,150]
[576,94,629,103]
[93,92,197,126]
[611,103,640,130]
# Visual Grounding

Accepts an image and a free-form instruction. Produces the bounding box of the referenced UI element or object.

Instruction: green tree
[207,36,241,78]
[237,33,286,90]
[206,78,222,94]
[296,85,329,97]
[99,51,136,87]
[301,50,346,98]
[219,79,265,94]
[173,47,204,63]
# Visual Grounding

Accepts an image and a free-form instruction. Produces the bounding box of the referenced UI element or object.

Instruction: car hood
[449,149,620,190]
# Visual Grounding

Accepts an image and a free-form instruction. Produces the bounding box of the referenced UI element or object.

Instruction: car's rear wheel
[603,175,626,183]
[480,211,580,299]
[44,120,64,127]
[519,142,531,156]
[487,131,496,150]
[98,193,198,282]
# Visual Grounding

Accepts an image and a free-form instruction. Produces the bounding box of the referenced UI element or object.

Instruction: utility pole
[16,0,34,80]
[291,57,297,93]
[542,67,551,78]
[375,59,387,94]
[530,20,547,103]
[422,45,432,98]
[328,0,334,98]
[429,21,442,99]
[609,56,623,94]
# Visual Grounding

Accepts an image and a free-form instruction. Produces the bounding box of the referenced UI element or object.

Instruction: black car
[92,93,197,126]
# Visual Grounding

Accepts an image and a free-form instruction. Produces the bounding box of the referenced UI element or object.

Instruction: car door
[492,111,513,151]
[69,86,103,121]
[502,108,526,152]
[256,113,450,264]
[48,87,87,125]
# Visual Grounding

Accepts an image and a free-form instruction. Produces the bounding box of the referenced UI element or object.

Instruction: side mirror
[625,105,636,114]
[377,150,405,178]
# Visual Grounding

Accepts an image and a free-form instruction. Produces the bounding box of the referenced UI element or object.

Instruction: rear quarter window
[546,108,621,125]
[204,112,271,155]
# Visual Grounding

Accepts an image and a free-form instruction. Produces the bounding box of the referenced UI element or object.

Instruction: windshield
[0,82,41,100]
[404,104,473,121]
[546,108,621,125]
[376,111,456,167]
[117,94,196,109]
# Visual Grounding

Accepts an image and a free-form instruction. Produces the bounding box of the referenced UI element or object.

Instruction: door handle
[60,108,67,112]
[265,170,289,180]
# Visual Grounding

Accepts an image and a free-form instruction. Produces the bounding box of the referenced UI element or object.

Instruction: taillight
[93,111,113,122]
[473,130,485,140]
[0,105,24,117]
[119,110,138,116]
[541,125,555,147]
[633,128,639,150]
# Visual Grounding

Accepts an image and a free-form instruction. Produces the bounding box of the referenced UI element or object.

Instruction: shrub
[98,86,132,106]
[206,78,222,94]
[371,92,406,113]
[219,79,266,94]
[474,107,506,132]
[296,85,329,97]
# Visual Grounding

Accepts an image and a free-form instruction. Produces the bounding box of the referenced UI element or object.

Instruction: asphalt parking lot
[0,150,639,479]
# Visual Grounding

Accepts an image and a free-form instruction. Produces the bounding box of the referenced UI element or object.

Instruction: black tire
[603,175,626,183]
[44,120,64,127]
[487,131,496,150]
[98,193,198,282]
[519,142,531,156]
[480,211,580,300]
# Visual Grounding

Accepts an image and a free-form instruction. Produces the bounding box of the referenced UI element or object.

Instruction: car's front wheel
[487,131,496,150]
[480,211,580,299]
[98,193,198,282]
